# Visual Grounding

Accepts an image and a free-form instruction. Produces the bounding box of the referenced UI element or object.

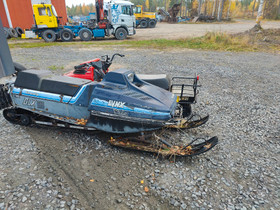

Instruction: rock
[22,196,27,203]
[181,203,187,209]
[60,201,66,207]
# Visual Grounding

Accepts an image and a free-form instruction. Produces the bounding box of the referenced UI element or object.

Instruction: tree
[212,0,217,16]
[256,0,264,26]
[217,0,225,21]
[251,0,257,17]
[227,0,232,20]
[197,0,202,15]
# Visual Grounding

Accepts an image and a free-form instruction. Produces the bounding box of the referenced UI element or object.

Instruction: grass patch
[8,31,279,52]
[48,65,64,71]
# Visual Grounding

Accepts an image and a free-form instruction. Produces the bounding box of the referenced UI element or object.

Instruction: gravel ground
[134,20,280,40]
[0,46,279,209]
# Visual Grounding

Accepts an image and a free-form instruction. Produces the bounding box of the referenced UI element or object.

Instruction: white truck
[28,0,136,42]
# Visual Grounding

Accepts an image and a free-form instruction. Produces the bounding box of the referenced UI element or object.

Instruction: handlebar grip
[74,63,87,69]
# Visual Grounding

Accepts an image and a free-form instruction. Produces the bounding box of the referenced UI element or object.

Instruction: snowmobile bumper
[0,84,12,110]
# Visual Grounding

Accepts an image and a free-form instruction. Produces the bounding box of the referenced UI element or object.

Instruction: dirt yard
[132,19,280,40]
[0,45,279,209]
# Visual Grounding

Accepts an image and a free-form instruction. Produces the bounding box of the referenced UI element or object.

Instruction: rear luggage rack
[170,75,200,104]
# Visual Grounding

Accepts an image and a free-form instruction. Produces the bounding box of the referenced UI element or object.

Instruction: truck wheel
[115,28,127,40]
[3,27,10,39]
[79,28,92,41]
[8,28,18,38]
[60,29,74,42]
[149,20,156,28]
[42,30,56,42]
[15,27,24,36]
[140,20,148,28]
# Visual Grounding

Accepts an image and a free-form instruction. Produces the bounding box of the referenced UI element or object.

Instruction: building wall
[0,0,9,27]
[0,0,67,29]
[52,0,67,25]
[7,0,34,29]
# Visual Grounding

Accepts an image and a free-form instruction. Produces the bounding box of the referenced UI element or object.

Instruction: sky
[66,0,114,6]
[66,0,91,7]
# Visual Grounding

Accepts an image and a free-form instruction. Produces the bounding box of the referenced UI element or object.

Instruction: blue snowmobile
[0,54,218,157]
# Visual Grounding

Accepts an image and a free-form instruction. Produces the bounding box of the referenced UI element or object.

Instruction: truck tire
[3,27,10,39]
[115,28,127,40]
[8,28,18,38]
[140,20,148,28]
[79,28,92,41]
[15,27,24,36]
[60,29,74,42]
[42,30,56,42]
[148,20,156,28]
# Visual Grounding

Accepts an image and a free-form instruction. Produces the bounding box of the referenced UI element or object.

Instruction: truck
[134,5,157,28]
[29,0,136,42]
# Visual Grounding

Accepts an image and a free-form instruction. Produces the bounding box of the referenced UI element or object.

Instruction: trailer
[28,0,136,42]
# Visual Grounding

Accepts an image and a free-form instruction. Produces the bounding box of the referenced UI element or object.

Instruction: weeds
[48,65,64,71]
[8,31,279,52]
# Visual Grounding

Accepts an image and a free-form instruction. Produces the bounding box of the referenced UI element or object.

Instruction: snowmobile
[0,54,218,157]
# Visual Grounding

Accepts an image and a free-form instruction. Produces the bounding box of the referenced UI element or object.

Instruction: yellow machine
[33,4,59,28]
[134,5,157,28]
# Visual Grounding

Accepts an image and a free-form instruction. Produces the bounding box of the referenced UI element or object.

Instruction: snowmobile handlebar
[74,63,90,70]
[101,53,125,64]
[111,53,125,62]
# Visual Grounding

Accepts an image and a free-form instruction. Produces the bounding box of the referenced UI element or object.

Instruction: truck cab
[107,0,136,39]
[134,5,157,28]
[32,4,58,29]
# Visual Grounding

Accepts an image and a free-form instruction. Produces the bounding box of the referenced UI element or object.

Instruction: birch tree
[256,0,264,26]
[198,0,203,15]
[217,0,225,21]
[212,0,216,16]
[251,0,257,17]
[227,0,232,20]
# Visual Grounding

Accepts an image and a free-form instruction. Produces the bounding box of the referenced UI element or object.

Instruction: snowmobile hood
[89,69,177,121]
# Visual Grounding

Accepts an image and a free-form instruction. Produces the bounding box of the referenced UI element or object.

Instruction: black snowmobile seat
[15,69,91,96]
[14,69,51,90]
[40,76,90,96]
[137,74,170,90]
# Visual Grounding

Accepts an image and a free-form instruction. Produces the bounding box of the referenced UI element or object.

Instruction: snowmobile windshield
[127,73,134,83]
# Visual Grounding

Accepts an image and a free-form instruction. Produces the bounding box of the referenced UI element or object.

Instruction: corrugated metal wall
[0,1,8,27]
[0,0,67,29]
[52,0,67,26]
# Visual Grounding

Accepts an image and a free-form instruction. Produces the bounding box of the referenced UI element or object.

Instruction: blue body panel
[10,69,177,133]
[93,29,105,38]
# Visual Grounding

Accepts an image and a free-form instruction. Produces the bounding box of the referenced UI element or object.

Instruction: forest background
[66,0,280,21]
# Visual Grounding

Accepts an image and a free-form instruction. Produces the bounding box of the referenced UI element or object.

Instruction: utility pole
[0,17,15,78]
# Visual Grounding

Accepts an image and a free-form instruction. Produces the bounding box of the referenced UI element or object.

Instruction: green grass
[48,65,64,71]
[8,32,277,52]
